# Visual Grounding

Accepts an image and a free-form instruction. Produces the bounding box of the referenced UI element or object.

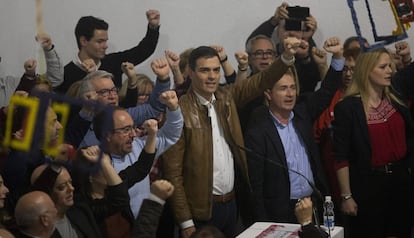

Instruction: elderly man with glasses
[65,58,173,149]
[238,34,277,131]
[65,58,183,220]
[91,92,183,218]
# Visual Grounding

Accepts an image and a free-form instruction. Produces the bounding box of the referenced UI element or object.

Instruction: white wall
[0,0,413,79]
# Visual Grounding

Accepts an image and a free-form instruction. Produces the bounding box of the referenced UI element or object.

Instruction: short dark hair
[75,16,108,50]
[343,47,361,61]
[31,165,62,195]
[92,106,123,141]
[343,36,368,50]
[188,46,220,71]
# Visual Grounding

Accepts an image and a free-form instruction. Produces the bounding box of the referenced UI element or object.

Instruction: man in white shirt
[162,37,300,238]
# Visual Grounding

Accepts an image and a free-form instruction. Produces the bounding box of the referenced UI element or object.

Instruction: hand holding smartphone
[285,6,310,31]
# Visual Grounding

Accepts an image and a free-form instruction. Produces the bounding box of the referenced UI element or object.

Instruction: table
[236,222,344,238]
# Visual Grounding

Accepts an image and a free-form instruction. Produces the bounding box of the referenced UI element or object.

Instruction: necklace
[367,99,395,124]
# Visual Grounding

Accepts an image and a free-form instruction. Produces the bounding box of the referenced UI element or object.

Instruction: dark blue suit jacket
[244,66,341,222]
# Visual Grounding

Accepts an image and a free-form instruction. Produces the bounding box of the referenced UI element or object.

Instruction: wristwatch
[342,194,353,201]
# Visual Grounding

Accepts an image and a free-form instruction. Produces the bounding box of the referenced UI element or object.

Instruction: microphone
[235,144,324,202]
[233,143,328,231]
[227,138,329,236]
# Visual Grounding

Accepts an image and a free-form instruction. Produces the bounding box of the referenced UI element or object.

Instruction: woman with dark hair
[30,164,102,238]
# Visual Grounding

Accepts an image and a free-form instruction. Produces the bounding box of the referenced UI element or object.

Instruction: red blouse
[367,99,407,167]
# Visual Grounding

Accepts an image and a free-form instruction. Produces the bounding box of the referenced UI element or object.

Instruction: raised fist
[159,90,178,111]
[311,47,327,65]
[150,179,174,200]
[283,37,302,59]
[24,59,37,76]
[210,45,227,62]
[165,50,180,69]
[36,33,53,51]
[121,62,136,79]
[81,59,97,73]
[151,58,170,80]
[142,119,158,136]
[146,9,160,29]
[323,37,343,54]
[235,51,249,68]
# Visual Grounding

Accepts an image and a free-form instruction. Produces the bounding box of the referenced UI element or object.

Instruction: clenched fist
[151,179,174,200]
[141,119,158,137]
[151,58,170,80]
[147,9,160,29]
[159,90,178,111]
[24,59,37,76]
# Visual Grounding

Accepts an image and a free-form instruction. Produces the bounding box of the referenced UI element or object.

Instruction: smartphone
[285,19,303,31]
[287,6,310,20]
[393,0,414,23]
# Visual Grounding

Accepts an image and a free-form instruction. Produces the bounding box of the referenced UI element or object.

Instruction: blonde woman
[135,75,155,105]
[333,48,414,238]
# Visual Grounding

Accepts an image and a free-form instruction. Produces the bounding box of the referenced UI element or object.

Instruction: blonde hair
[136,74,154,95]
[32,74,52,93]
[118,74,154,103]
[66,80,82,98]
[344,48,405,113]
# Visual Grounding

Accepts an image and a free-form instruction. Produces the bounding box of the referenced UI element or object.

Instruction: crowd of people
[0,2,413,238]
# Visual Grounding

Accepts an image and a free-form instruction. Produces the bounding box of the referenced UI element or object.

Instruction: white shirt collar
[72,53,101,71]
[194,92,216,106]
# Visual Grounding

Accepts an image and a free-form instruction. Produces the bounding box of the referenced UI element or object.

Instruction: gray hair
[245,34,276,53]
[79,70,114,96]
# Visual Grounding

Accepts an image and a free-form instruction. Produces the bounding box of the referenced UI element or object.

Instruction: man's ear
[39,214,49,227]
[188,69,195,80]
[264,89,271,101]
[79,36,88,48]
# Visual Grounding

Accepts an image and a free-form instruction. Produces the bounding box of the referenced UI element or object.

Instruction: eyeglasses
[250,50,276,58]
[113,125,136,135]
[343,66,354,73]
[96,87,119,97]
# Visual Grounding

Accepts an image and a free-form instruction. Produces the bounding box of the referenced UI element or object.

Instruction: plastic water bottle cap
[325,196,332,201]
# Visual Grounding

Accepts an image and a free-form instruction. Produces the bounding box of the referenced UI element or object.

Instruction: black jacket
[244,66,341,222]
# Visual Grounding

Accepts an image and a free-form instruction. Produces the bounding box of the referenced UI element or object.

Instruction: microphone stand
[234,143,329,237]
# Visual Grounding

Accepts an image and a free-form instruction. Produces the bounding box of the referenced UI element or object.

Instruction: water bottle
[323,196,335,231]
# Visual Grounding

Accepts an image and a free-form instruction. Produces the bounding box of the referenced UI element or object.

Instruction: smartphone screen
[286,6,310,20]
[285,19,303,31]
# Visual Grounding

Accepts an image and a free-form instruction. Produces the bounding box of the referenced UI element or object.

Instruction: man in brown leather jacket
[162,37,300,238]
